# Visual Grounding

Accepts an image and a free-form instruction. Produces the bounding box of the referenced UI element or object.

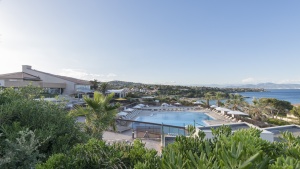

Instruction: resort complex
[1,66,300,168]
[1,68,300,168]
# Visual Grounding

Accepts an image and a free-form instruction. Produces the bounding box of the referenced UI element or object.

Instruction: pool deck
[203,109,234,125]
[103,130,161,154]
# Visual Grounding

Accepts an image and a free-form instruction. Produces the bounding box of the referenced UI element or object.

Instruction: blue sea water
[239,89,300,104]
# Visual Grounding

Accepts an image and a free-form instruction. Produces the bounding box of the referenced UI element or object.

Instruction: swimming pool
[134,111,213,127]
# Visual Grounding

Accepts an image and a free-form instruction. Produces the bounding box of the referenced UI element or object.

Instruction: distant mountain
[225,83,300,89]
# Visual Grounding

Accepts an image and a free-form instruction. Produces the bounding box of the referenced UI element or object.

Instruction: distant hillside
[226,83,300,89]
[107,80,145,87]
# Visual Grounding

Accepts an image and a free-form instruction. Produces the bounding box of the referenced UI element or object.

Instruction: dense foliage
[291,106,300,119]
[0,87,88,168]
[38,126,300,169]
[36,139,159,169]
[259,98,293,115]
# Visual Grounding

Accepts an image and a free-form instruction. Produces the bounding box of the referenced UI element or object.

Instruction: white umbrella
[124,108,134,112]
[227,111,249,116]
[215,107,231,111]
[117,112,128,116]
[137,104,145,107]
[133,105,141,109]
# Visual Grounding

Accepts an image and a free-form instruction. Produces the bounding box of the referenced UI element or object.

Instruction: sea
[238,89,300,105]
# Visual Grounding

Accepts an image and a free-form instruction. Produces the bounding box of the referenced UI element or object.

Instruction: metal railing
[115,118,188,139]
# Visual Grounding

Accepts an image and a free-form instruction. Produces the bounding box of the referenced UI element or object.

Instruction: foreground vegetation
[1,86,300,168]
[0,86,89,168]
[37,126,300,168]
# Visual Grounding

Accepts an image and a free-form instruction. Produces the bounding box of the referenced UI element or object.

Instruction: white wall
[260,132,274,142]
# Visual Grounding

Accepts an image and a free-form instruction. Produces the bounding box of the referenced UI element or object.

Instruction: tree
[259,98,293,116]
[204,92,213,108]
[215,92,225,107]
[225,93,248,111]
[99,82,109,95]
[69,92,120,139]
[245,98,271,121]
[291,106,300,119]
[90,79,100,90]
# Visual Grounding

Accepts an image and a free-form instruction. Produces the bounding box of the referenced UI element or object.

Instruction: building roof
[0,72,41,81]
[29,68,90,85]
[107,89,126,93]
[55,74,91,85]
[264,125,300,141]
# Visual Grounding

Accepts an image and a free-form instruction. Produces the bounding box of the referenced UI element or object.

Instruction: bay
[239,89,300,104]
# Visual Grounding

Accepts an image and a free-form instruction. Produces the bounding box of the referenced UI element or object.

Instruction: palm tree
[100,82,109,95]
[225,93,248,111]
[215,92,225,107]
[69,92,120,139]
[204,92,213,108]
[245,98,275,121]
[90,79,100,90]
[245,99,265,121]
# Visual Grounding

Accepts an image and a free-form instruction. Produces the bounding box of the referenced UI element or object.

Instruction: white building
[0,65,91,95]
[106,89,128,98]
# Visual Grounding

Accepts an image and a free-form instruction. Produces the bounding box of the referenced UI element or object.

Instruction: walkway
[103,131,161,153]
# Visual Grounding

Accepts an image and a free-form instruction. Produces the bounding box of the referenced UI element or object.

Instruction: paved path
[103,131,161,153]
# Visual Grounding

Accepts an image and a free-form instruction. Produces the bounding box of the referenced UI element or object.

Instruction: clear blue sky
[1,0,300,85]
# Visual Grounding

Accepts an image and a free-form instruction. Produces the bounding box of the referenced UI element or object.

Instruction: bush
[0,87,89,167]
[36,139,159,169]
[267,118,291,126]
[0,129,44,169]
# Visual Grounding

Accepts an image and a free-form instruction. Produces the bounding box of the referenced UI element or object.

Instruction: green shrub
[267,118,291,125]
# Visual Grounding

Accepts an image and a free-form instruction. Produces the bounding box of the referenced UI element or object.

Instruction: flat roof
[107,89,125,93]
[264,125,300,141]
[265,125,300,135]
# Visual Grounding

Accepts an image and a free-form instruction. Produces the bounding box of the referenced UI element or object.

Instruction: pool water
[134,111,213,127]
